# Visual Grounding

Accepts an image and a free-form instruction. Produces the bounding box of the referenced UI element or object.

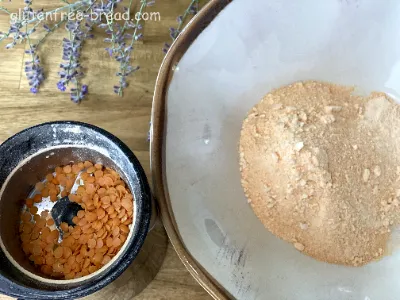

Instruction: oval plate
[151,0,400,299]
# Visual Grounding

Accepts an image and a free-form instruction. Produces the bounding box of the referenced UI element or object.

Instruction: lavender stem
[35,18,67,48]
[0,6,11,14]
[173,0,198,40]
[24,1,35,65]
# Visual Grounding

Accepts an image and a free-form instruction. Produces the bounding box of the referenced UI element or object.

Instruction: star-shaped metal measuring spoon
[31,172,84,241]
[50,172,84,239]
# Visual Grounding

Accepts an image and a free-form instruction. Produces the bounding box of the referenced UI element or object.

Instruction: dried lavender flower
[24,50,45,94]
[97,0,149,96]
[146,0,155,6]
[70,84,88,103]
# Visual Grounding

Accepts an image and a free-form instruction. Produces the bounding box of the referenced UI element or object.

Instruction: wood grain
[0,0,212,299]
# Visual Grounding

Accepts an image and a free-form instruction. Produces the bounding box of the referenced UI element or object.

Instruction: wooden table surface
[0,0,212,299]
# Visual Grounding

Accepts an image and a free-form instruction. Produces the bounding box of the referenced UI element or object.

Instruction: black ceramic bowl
[0,121,152,299]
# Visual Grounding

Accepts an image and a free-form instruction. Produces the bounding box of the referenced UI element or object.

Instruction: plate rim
[150,1,233,299]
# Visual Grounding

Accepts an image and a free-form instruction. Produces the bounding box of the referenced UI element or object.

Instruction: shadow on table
[82,220,169,300]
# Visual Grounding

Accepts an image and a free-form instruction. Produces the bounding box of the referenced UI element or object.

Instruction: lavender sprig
[96,0,150,96]
[57,19,93,103]
[56,0,97,102]
[99,0,126,58]
[113,0,150,96]
[24,0,44,94]
[163,0,199,53]
[24,46,44,94]
[22,18,68,94]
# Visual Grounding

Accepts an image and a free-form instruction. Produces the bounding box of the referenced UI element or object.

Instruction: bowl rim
[150,1,233,299]
[0,120,152,299]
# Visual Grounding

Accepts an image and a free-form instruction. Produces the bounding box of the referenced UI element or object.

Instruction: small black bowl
[0,121,152,299]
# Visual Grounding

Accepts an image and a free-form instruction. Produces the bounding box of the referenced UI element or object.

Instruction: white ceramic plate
[162,0,400,299]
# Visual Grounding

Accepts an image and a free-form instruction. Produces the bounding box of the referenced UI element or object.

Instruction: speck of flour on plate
[239,80,400,266]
